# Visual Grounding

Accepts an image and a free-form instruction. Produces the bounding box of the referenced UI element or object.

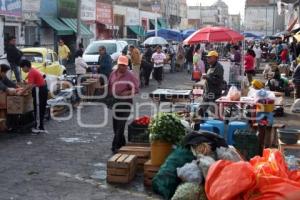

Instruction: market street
[0,71,194,200]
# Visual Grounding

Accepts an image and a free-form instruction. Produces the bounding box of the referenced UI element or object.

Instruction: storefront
[81,0,96,44]
[0,0,22,52]
[96,1,113,40]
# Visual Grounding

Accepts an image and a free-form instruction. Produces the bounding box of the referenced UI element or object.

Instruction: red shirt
[280,49,288,62]
[244,54,255,72]
[27,68,45,87]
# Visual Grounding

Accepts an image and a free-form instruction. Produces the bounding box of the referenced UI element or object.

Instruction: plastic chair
[199,123,214,132]
[206,120,225,137]
[227,121,248,145]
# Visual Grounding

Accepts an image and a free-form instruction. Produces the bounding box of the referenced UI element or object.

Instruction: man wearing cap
[200,51,224,116]
[108,55,139,153]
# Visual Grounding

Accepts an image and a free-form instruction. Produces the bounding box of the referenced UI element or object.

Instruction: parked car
[21,48,66,92]
[83,40,128,68]
[21,47,66,77]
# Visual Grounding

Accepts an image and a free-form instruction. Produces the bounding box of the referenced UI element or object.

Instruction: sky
[187,0,246,17]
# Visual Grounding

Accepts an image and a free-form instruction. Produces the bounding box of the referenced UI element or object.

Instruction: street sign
[151,1,160,12]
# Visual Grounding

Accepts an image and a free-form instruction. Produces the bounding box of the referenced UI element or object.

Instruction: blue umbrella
[242,32,262,39]
[181,29,196,39]
[146,29,183,42]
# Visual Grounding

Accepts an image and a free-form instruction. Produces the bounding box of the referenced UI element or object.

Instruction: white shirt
[75,57,88,75]
[151,52,166,68]
[253,47,262,59]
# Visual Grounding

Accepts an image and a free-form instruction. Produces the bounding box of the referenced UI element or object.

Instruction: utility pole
[77,0,81,47]
[138,0,141,40]
[272,0,275,35]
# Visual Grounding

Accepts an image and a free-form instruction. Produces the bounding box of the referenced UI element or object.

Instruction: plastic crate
[233,129,260,160]
[128,123,149,143]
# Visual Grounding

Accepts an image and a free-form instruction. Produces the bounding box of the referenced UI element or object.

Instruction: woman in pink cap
[108,55,139,153]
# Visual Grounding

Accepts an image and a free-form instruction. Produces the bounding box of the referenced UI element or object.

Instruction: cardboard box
[7,95,33,114]
[0,92,7,109]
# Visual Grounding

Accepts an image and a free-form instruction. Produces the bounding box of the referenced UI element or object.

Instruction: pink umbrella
[184,26,244,44]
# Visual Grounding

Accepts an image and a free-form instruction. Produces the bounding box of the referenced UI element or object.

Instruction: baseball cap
[117,55,129,65]
[207,51,219,57]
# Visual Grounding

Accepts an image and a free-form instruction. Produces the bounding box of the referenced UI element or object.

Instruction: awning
[127,25,145,36]
[60,18,94,38]
[40,16,73,35]
[150,19,161,29]
[158,18,167,28]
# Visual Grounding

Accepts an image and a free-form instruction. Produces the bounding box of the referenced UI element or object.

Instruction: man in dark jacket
[0,64,17,94]
[199,51,224,117]
[6,36,23,83]
[98,46,112,84]
[141,45,153,86]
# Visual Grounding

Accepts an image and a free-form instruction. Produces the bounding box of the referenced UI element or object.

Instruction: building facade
[244,0,285,35]
[187,0,230,28]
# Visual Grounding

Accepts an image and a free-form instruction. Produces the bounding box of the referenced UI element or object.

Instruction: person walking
[292,64,300,100]
[108,55,139,153]
[244,49,256,84]
[20,59,48,133]
[76,43,84,57]
[58,39,71,66]
[186,45,194,74]
[141,45,153,87]
[151,45,166,86]
[199,51,224,117]
[253,44,262,70]
[192,46,205,82]
[6,36,23,83]
[176,43,185,72]
[98,46,113,84]
[166,44,175,72]
[129,45,142,81]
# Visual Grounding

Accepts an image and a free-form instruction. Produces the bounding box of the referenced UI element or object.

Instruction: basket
[256,103,274,113]
[233,129,260,161]
[128,123,149,143]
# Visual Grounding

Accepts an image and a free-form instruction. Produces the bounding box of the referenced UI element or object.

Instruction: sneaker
[32,128,40,133]
[39,129,49,134]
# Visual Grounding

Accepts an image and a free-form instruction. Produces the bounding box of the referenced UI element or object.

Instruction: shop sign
[96,2,112,25]
[0,0,22,17]
[81,0,96,21]
[22,0,40,21]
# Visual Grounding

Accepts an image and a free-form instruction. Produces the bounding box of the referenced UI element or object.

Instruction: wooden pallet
[143,160,161,187]
[118,146,151,170]
[107,153,137,184]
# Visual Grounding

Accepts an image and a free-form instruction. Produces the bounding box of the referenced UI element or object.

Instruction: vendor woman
[20,59,48,133]
[0,64,17,94]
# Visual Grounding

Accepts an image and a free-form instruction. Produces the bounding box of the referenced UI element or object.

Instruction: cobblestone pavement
[0,71,194,200]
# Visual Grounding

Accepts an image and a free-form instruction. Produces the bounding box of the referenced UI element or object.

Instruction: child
[20,59,48,133]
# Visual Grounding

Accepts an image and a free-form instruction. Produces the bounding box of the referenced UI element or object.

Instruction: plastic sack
[172,183,207,200]
[205,160,256,200]
[197,155,216,179]
[227,86,241,101]
[152,148,195,200]
[177,160,203,183]
[216,147,243,162]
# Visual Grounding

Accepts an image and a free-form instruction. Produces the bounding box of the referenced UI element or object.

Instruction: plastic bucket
[151,141,172,165]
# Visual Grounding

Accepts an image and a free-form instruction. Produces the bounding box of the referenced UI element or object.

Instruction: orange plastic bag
[205,160,256,200]
[250,149,289,179]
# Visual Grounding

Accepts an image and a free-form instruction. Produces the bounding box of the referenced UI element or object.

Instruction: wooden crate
[144,160,161,187]
[107,153,137,184]
[118,146,151,169]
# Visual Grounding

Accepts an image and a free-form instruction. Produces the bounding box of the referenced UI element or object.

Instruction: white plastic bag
[196,155,216,178]
[216,147,243,162]
[227,86,241,101]
[177,160,203,183]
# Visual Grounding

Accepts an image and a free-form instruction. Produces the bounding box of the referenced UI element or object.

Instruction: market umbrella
[142,36,168,46]
[183,26,244,44]
[146,29,183,42]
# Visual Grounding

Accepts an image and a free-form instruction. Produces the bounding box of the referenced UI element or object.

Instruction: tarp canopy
[158,18,168,28]
[41,16,73,35]
[127,25,145,37]
[242,32,263,39]
[147,28,183,41]
[149,19,161,29]
[60,18,93,38]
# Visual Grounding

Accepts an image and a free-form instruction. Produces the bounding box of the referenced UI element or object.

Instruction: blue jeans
[10,63,21,82]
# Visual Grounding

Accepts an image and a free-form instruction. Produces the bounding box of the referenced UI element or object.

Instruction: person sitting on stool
[20,59,48,133]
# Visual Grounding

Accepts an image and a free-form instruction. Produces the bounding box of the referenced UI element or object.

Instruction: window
[46,53,53,62]
[53,53,58,62]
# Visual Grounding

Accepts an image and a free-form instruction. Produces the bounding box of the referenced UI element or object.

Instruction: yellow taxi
[21,48,66,78]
